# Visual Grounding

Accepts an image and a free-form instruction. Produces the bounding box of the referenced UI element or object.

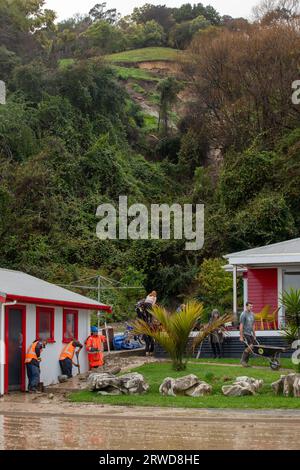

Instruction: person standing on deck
[208,309,225,359]
[240,302,256,367]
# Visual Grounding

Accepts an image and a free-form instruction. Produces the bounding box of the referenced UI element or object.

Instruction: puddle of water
[0,413,299,450]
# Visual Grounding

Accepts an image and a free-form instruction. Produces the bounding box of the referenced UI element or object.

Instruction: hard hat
[91,326,98,334]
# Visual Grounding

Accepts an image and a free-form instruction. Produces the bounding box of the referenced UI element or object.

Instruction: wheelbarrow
[244,337,288,371]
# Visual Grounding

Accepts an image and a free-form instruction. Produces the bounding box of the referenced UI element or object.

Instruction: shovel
[74,351,81,375]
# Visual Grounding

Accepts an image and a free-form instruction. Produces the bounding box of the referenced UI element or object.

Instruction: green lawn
[107,47,180,63]
[112,65,159,82]
[69,362,300,409]
[190,357,295,370]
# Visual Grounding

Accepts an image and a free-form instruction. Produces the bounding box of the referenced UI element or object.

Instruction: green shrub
[197,258,238,316]
[218,149,275,210]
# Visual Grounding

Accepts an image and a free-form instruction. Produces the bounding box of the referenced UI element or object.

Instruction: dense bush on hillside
[1,0,300,318]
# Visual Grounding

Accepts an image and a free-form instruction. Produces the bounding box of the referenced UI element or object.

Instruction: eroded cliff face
[137,60,180,74]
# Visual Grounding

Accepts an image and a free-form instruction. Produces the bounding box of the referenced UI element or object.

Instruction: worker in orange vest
[59,340,83,378]
[85,326,106,369]
[25,339,47,393]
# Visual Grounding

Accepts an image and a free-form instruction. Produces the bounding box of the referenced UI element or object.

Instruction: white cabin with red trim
[0,269,111,395]
[224,238,300,333]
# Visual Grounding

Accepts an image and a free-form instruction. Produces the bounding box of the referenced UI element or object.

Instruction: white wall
[25,304,90,387]
[280,266,300,328]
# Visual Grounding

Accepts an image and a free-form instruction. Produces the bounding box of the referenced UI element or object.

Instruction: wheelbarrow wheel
[270,359,280,371]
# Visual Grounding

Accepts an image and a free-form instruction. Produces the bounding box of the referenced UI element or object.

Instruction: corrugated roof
[225,238,300,259]
[0,268,111,311]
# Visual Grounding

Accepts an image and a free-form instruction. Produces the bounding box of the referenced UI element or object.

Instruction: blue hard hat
[91,326,98,334]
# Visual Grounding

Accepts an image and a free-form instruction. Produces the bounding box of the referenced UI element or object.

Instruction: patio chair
[254,305,271,331]
[264,307,280,330]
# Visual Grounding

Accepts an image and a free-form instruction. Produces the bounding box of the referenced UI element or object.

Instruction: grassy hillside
[106,48,184,134]
[107,47,181,63]
[111,65,159,82]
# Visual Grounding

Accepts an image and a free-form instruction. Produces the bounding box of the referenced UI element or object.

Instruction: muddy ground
[1,355,300,450]
[44,352,160,393]
[0,396,300,450]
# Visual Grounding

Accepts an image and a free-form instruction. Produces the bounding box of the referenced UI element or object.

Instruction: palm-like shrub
[281,288,300,334]
[282,324,299,345]
[281,288,300,372]
[132,300,232,371]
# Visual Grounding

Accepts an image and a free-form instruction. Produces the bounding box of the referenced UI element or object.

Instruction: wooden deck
[155,331,292,359]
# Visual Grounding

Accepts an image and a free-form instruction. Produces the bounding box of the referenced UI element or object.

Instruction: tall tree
[253,0,300,23]
[132,3,175,34]
[157,77,182,135]
[0,0,56,56]
[183,23,300,149]
[89,2,120,24]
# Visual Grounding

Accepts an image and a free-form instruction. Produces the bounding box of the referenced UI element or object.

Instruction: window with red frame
[36,307,55,342]
[63,309,78,343]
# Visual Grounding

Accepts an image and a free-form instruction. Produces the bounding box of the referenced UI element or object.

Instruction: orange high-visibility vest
[85,335,106,368]
[25,341,39,364]
[60,342,76,361]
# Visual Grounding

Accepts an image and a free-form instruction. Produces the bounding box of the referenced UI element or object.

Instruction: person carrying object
[59,339,83,378]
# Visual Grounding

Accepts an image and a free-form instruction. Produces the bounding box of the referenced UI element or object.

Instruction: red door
[5,305,26,393]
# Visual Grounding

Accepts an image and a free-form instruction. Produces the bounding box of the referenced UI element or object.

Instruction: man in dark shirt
[240,302,256,367]
[59,340,83,378]
[25,339,47,393]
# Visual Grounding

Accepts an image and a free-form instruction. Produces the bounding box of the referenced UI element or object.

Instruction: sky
[45,0,258,21]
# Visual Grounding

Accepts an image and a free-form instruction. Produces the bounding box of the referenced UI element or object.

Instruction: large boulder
[294,376,300,398]
[222,376,264,397]
[272,373,300,398]
[236,376,263,392]
[185,382,212,397]
[87,372,149,395]
[172,375,200,395]
[222,384,253,397]
[87,373,120,392]
[284,373,296,397]
[118,373,150,395]
[159,375,212,397]
[271,376,284,395]
[159,378,176,397]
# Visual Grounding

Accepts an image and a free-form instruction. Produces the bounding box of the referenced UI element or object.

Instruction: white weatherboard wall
[25,304,90,387]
